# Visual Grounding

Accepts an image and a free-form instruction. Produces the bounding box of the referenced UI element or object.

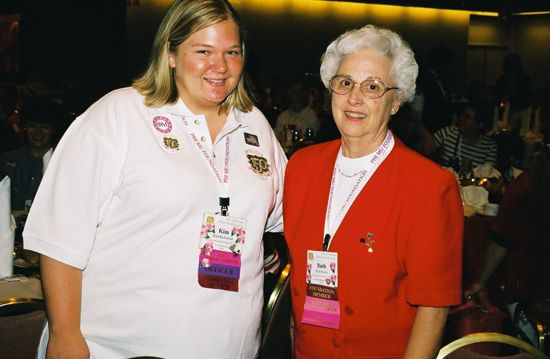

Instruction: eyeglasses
[329,75,399,99]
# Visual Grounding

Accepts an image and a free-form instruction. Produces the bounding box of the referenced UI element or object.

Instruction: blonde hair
[133,0,253,113]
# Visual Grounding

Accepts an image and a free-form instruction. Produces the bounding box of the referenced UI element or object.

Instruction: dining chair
[0,298,46,359]
[259,263,291,359]
[437,332,548,359]
[521,300,550,355]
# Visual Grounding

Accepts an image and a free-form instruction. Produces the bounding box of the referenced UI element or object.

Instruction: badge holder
[197,203,247,292]
[219,197,230,217]
[301,250,340,329]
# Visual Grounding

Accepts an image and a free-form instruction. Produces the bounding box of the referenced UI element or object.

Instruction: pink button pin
[153,116,173,133]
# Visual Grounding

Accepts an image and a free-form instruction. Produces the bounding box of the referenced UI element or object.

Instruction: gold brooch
[359,232,376,253]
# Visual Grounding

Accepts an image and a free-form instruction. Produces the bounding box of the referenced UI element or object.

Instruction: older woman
[24,0,286,358]
[283,25,463,358]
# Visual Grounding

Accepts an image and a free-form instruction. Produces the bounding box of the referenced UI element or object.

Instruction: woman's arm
[41,255,90,359]
[464,240,508,299]
[403,306,448,359]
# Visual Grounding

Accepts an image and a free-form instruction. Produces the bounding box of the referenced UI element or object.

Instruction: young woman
[24,1,286,357]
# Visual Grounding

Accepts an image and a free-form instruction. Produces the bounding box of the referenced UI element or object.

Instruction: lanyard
[323,131,394,251]
[180,116,231,216]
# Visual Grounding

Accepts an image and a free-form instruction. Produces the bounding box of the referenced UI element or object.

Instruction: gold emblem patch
[246,153,271,177]
[163,137,179,150]
[158,136,181,154]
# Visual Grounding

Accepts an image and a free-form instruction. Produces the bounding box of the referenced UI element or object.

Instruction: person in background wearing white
[23,0,286,358]
[275,82,320,144]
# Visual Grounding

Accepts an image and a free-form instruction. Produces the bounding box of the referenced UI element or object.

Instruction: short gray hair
[320,24,418,103]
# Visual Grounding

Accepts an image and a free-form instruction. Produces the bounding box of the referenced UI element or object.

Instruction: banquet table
[0,275,43,303]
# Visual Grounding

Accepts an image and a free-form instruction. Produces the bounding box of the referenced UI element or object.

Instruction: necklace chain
[336,164,364,178]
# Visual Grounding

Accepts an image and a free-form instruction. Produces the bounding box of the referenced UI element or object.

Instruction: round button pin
[152,116,173,134]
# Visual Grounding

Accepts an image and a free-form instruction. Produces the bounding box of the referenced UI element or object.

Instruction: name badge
[197,212,247,292]
[301,250,340,329]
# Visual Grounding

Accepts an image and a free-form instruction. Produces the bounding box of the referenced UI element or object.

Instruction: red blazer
[283,137,463,358]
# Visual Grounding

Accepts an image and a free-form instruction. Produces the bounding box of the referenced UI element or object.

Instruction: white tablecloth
[0,276,43,301]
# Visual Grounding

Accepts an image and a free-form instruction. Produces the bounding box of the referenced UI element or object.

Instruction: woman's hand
[46,331,89,359]
[464,282,485,301]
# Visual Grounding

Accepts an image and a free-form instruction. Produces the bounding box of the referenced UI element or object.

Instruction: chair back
[521,300,550,355]
[0,299,46,359]
[259,263,291,359]
[437,332,548,359]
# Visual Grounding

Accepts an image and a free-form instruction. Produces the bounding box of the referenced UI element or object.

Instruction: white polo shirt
[24,87,286,358]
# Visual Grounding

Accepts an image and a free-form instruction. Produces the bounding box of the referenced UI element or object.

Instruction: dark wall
[125,2,470,91]
[4,0,126,92]
[514,13,550,91]
[125,2,167,83]
[236,6,468,88]
[3,1,548,96]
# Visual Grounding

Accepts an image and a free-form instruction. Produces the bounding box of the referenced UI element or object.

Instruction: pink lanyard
[181,116,231,215]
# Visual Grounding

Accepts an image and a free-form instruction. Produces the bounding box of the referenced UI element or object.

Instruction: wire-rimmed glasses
[329,75,399,99]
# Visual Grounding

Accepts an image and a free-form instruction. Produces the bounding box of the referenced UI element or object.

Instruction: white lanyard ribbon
[180,116,231,214]
[323,131,394,250]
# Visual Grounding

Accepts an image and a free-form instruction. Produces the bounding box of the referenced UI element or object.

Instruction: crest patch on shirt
[153,116,173,134]
[245,149,271,177]
[159,136,181,153]
[244,132,259,147]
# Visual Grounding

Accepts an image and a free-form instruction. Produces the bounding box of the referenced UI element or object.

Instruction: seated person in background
[465,145,550,345]
[274,82,319,144]
[0,95,63,210]
[433,101,498,169]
